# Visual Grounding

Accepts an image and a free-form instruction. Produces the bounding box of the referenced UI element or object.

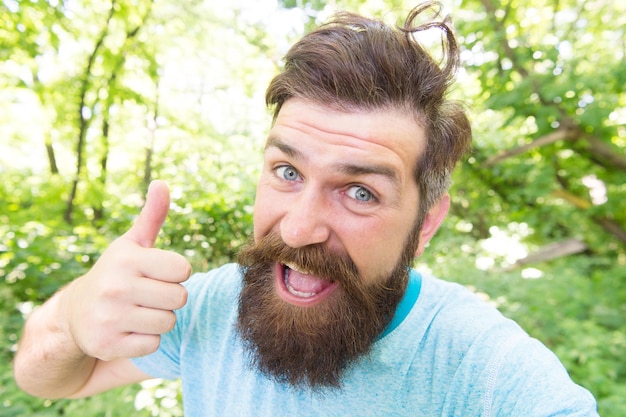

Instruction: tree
[454,0,625,249]
[1,0,624,415]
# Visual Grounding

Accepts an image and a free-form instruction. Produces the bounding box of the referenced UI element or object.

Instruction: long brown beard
[236,223,421,390]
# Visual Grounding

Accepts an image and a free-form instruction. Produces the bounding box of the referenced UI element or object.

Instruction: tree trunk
[64,3,117,224]
[93,105,111,223]
[143,102,157,190]
[143,81,160,191]
[45,135,59,175]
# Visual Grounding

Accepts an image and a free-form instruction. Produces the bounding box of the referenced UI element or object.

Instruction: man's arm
[13,286,153,398]
[13,181,191,398]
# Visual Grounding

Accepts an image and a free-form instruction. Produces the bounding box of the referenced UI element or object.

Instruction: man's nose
[280,189,331,248]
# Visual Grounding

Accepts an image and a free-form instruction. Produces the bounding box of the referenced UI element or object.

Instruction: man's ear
[415,194,450,257]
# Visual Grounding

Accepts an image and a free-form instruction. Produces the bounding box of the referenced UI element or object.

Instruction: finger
[132,277,188,311]
[105,333,161,360]
[122,307,178,335]
[137,248,192,283]
[124,180,170,248]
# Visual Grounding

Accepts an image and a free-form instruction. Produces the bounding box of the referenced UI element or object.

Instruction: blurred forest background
[1,0,624,415]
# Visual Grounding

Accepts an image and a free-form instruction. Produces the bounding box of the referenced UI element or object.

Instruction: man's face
[255,98,424,287]
[237,98,439,389]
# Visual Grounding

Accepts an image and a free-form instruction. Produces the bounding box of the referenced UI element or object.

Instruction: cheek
[252,192,271,240]
[252,186,283,241]
[342,220,407,282]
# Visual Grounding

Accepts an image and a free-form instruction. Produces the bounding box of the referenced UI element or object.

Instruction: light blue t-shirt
[132,263,598,416]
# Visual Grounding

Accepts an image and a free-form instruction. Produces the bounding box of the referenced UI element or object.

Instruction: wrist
[41,282,86,360]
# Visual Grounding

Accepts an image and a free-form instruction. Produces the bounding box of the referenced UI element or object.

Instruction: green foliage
[1,0,624,415]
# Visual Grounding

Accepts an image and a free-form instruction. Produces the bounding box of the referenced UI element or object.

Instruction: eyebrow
[266,136,303,160]
[266,136,401,186]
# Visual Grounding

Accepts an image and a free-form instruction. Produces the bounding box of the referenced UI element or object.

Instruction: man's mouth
[276,262,338,306]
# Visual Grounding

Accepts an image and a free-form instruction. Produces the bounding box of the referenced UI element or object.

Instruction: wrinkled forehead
[269,98,426,161]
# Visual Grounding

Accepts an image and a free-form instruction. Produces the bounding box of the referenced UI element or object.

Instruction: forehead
[267,99,426,175]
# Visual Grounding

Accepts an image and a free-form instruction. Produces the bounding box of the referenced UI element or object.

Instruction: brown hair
[266,2,472,215]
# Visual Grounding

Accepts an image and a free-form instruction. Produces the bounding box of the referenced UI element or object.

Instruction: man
[14,3,598,415]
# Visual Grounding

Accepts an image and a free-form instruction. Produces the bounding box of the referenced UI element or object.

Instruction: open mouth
[276,262,338,306]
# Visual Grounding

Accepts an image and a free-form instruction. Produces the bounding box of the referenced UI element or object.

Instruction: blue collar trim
[378,269,422,340]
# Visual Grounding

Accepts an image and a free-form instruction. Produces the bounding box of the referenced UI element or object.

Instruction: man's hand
[62,180,191,361]
[13,180,190,398]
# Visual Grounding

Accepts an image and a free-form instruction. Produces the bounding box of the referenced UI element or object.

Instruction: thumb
[124,180,170,248]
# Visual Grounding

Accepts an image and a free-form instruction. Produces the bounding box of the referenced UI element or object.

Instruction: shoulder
[184,263,243,300]
[407,272,598,415]
[176,263,242,329]
[409,272,540,364]
[383,271,525,379]
[416,272,516,336]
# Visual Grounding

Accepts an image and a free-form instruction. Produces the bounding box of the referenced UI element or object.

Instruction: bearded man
[14,2,598,416]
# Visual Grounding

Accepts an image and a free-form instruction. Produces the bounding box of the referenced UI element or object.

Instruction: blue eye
[347,185,374,202]
[276,165,300,181]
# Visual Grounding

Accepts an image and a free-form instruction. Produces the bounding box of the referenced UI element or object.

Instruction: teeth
[287,285,316,298]
[284,262,312,275]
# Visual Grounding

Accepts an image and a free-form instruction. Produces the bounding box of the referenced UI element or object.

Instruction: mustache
[238,233,359,285]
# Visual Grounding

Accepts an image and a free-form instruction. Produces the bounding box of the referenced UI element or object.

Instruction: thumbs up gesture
[62,180,191,361]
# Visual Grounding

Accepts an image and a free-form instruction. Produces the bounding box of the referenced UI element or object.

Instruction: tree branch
[583,134,626,171]
[514,238,588,266]
[484,127,575,166]
[552,189,626,246]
